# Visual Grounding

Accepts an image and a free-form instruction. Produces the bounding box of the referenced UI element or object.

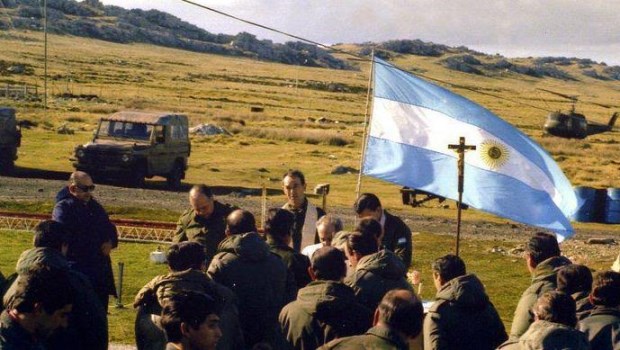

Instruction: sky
[98,0,620,66]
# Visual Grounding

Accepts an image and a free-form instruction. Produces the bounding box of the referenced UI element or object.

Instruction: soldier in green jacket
[319,289,424,350]
[557,264,594,320]
[500,291,590,350]
[265,208,312,289]
[343,222,413,311]
[6,220,107,350]
[279,247,372,350]
[354,193,412,267]
[207,210,296,348]
[1,265,74,350]
[509,232,572,340]
[173,185,235,265]
[133,242,243,350]
[423,254,507,350]
[578,270,620,350]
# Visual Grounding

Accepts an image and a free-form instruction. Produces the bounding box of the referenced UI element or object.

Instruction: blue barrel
[571,187,598,222]
[604,188,620,224]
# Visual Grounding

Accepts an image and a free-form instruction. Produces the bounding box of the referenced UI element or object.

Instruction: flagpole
[355,51,375,199]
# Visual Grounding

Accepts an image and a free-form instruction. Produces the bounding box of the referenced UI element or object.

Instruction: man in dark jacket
[557,264,594,320]
[5,220,108,350]
[265,208,312,289]
[500,291,590,350]
[319,289,424,350]
[1,265,74,350]
[279,247,372,349]
[354,193,412,267]
[52,171,118,310]
[578,270,620,350]
[207,209,296,348]
[343,223,413,311]
[173,184,235,266]
[423,254,507,350]
[509,232,572,340]
[133,242,243,350]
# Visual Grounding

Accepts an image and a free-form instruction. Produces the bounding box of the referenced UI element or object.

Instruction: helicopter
[539,89,618,139]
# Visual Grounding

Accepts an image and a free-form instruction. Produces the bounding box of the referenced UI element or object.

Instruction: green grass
[0,229,168,345]
[0,228,576,344]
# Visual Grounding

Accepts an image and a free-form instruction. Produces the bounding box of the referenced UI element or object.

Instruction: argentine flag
[363,58,578,241]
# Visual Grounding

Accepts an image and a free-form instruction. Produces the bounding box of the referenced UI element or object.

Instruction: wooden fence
[0,84,38,99]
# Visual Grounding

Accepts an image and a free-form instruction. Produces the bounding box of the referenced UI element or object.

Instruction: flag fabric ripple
[363,57,578,241]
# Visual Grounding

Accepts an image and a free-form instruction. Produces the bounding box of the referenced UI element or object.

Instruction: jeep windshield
[96,120,153,142]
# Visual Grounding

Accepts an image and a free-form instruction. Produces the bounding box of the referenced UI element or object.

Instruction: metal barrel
[604,188,620,224]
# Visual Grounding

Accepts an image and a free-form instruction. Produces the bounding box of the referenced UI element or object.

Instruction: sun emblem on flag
[479,140,509,170]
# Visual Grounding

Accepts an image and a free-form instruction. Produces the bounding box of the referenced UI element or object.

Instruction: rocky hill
[0,0,352,70]
[1,0,619,80]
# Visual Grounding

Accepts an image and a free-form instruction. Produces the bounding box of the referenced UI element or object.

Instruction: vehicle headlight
[76,149,85,158]
[121,154,131,162]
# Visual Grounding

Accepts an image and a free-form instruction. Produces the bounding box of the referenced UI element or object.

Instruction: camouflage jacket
[502,320,590,350]
[133,268,243,350]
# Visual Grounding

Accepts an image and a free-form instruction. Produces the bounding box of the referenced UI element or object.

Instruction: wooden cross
[448,137,476,256]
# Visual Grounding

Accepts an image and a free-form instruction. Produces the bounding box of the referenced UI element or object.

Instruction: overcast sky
[98,0,620,66]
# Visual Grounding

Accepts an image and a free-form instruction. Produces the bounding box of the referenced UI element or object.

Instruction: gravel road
[1,174,619,266]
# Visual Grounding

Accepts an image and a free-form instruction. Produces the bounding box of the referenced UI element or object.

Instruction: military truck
[0,107,21,175]
[72,111,190,189]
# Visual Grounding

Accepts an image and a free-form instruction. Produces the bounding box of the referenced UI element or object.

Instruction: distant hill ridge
[1,0,619,80]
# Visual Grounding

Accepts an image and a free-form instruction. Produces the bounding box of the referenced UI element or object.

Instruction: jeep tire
[128,166,146,188]
[166,163,184,190]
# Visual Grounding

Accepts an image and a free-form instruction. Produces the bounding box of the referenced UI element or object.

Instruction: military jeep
[0,107,21,175]
[72,111,190,189]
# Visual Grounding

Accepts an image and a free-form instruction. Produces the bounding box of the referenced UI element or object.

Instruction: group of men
[1,169,620,350]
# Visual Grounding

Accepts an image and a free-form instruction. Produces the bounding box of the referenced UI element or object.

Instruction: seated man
[1,265,74,349]
[319,289,424,350]
[509,232,572,340]
[578,270,620,350]
[265,208,311,289]
[9,220,108,350]
[160,291,222,350]
[302,215,343,259]
[500,291,589,350]
[424,254,507,350]
[133,242,242,350]
[354,193,412,266]
[556,264,594,320]
[279,247,372,349]
[344,219,412,311]
[208,209,296,348]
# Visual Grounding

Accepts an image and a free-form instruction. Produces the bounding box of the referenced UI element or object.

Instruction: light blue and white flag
[363,58,578,241]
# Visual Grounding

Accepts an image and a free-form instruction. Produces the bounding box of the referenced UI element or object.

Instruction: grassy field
[0,31,618,209]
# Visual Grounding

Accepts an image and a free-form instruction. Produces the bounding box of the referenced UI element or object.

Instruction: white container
[150,251,166,264]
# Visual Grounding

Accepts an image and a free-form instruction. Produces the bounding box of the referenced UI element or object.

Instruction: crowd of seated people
[1,169,619,350]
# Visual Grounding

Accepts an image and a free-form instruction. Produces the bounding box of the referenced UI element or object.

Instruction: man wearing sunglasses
[52,171,118,311]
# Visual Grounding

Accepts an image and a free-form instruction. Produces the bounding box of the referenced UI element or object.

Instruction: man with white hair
[302,214,343,259]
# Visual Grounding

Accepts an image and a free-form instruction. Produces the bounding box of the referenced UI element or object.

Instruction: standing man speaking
[174,184,234,265]
[53,171,118,310]
[281,170,325,252]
